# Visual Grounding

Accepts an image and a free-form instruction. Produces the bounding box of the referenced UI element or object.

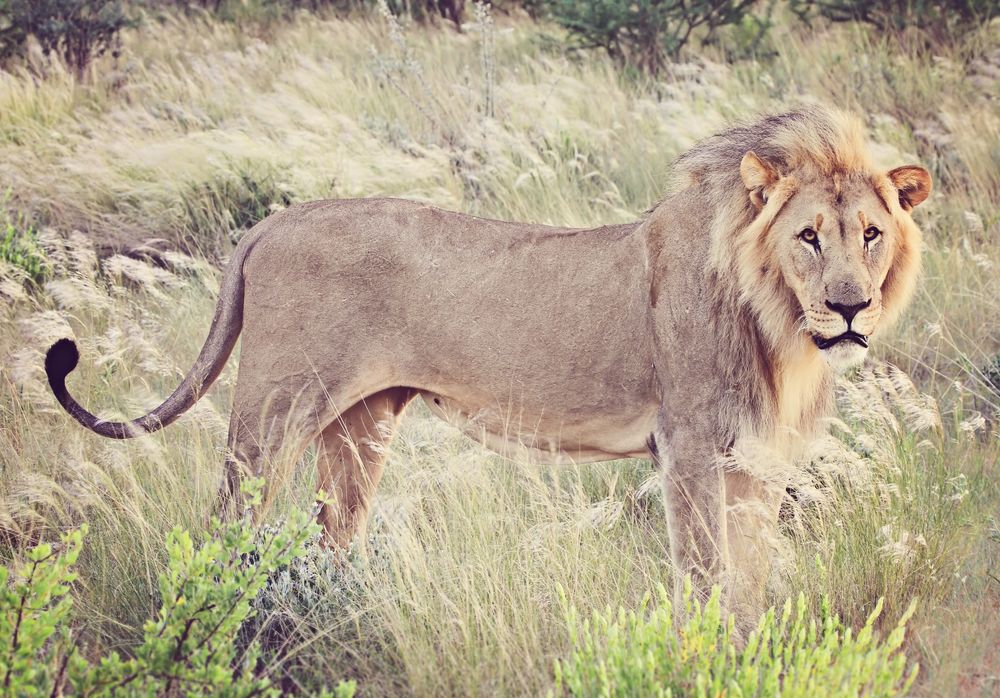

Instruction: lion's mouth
[812,331,869,350]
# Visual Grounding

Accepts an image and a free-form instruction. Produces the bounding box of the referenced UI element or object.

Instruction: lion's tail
[45,235,258,439]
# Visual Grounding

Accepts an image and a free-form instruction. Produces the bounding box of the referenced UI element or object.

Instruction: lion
[44,106,930,613]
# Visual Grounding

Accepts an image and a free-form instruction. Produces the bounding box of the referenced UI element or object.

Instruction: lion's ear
[887,166,932,211]
[740,151,780,210]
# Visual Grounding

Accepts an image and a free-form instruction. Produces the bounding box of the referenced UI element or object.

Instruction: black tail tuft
[45,338,80,392]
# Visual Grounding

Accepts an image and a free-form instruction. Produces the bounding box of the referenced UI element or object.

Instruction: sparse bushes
[544,0,998,73]
[155,0,465,25]
[544,0,759,74]
[0,0,134,79]
[0,480,356,697]
[553,581,918,697]
[0,0,465,77]
[237,535,357,685]
[155,0,361,23]
[3,0,995,82]
[791,0,1000,43]
[378,0,465,25]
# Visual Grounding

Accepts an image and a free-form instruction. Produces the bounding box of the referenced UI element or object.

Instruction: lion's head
[740,149,930,371]
[678,107,931,373]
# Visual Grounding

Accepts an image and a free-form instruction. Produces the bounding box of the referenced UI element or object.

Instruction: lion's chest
[776,353,828,432]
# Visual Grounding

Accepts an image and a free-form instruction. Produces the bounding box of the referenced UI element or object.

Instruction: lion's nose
[825,298,871,326]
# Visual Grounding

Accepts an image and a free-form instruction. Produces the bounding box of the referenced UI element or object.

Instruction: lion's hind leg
[315,388,415,548]
[215,379,328,522]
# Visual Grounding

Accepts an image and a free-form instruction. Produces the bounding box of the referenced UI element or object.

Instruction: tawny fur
[45,106,931,617]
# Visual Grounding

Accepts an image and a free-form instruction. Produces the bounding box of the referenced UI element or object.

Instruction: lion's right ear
[740,151,780,211]
[887,166,932,211]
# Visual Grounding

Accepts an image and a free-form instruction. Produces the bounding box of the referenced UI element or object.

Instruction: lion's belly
[418,391,657,462]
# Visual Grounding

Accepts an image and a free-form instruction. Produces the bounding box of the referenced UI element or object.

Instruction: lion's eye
[864,226,881,242]
[799,228,819,247]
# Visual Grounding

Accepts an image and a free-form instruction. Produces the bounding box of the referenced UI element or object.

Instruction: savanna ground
[1,3,999,695]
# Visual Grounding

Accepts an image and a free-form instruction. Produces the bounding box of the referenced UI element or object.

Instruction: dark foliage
[544,0,758,74]
[791,0,1000,43]
[0,0,134,79]
[152,0,465,25]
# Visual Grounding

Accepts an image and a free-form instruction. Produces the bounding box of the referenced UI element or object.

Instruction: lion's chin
[818,341,868,373]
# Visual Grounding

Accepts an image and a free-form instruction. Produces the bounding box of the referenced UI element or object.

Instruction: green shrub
[237,527,362,685]
[552,579,918,697]
[0,479,357,697]
[710,0,776,61]
[236,515,395,692]
[0,527,86,694]
[0,210,48,285]
[544,0,759,74]
[0,0,135,79]
[790,0,1000,44]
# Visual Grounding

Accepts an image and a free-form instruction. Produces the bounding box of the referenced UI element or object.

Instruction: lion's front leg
[652,428,728,607]
[724,470,785,622]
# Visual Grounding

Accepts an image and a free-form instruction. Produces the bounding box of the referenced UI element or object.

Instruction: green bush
[0,209,48,285]
[790,0,1000,44]
[0,0,134,79]
[544,0,758,74]
[552,579,918,697]
[709,0,775,61]
[0,479,356,697]
[236,515,396,692]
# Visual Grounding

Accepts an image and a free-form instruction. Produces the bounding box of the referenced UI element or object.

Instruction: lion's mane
[662,106,923,442]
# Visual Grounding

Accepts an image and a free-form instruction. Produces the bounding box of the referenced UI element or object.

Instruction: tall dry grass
[0,6,998,696]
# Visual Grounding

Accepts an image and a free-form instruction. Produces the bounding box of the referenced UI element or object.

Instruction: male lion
[45,107,930,612]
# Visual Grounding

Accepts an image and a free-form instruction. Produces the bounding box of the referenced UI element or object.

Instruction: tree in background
[544,0,757,74]
[791,0,1000,44]
[0,0,133,79]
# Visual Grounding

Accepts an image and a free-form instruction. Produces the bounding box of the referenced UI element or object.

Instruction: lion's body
[236,198,658,463]
[46,107,930,617]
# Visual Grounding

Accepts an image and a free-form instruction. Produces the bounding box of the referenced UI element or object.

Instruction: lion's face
[740,152,931,372]
[774,177,900,369]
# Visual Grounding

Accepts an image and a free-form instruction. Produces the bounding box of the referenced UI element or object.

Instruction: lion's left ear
[740,151,780,211]
[887,166,932,211]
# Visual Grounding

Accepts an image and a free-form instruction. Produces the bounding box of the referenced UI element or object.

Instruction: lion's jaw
[817,339,868,373]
